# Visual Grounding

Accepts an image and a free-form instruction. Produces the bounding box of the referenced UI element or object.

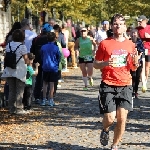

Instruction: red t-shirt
[95,38,135,86]
[137,25,150,50]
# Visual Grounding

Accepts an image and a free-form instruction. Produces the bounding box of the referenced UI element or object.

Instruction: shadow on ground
[0,141,108,150]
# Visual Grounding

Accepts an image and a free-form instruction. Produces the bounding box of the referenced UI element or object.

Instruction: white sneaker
[57,84,61,88]
[72,66,78,69]
[58,79,64,83]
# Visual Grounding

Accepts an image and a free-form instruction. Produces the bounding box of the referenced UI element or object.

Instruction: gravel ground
[0,68,150,150]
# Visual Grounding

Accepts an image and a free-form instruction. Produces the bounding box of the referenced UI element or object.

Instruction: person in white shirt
[94,21,110,45]
[61,22,69,72]
[2,29,28,115]
[21,18,37,53]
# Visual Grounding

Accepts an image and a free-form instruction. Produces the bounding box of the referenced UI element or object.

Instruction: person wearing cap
[75,27,96,90]
[136,15,150,89]
[94,20,109,45]
[22,53,39,111]
[30,23,53,104]
[21,18,37,53]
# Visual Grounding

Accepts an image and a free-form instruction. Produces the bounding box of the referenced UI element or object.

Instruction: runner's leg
[86,63,94,86]
[103,111,116,132]
[113,108,128,146]
[80,63,88,87]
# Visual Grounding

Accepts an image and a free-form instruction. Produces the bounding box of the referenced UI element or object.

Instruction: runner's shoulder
[100,37,113,45]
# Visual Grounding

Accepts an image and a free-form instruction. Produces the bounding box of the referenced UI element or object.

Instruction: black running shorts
[98,81,133,114]
[145,55,150,62]
[78,57,94,64]
[43,71,58,82]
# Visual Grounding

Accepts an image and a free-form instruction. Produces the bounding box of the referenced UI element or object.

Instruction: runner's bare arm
[93,59,113,69]
[145,32,150,38]
[92,39,97,51]
[23,54,29,64]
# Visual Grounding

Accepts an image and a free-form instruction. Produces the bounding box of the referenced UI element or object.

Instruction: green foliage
[11,0,150,25]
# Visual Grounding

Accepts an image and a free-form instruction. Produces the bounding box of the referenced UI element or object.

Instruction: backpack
[4,43,23,69]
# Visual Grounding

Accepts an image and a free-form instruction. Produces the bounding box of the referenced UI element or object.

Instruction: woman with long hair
[5,22,21,44]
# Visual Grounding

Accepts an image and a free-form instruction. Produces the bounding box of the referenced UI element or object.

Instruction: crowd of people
[0,13,150,150]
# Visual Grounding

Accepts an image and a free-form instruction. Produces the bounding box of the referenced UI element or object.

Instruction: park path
[0,68,150,150]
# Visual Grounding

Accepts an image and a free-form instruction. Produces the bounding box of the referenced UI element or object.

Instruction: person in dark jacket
[30,23,53,104]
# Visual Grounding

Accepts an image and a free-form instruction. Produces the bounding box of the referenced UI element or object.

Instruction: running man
[75,27,96,90]
[94,14,139,150]
[136,15,150,88]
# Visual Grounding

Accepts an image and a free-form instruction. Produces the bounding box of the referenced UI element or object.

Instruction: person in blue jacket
[40,32,61,106]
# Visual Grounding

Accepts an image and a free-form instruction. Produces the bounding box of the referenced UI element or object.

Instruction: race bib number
[111,54,127,67]
[83,55,93,61]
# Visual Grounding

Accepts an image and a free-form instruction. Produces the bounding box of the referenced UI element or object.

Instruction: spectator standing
[22,53,39,111]
[56,22,69,72]
[1,29,28,114]
[49,18,56,27]
[40,32,61,106]
[5,22,21,45]
[21,18,37,53]
[94,21,109,45]
[66,19,77,68]
[30,23,53,104]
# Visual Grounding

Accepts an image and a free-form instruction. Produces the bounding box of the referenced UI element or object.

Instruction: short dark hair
[111,14,125,25]
[12,29,25,42]
[53,24,61,32]
[47,32,56,42]
[28,53,35,60]
[87,30,94,38]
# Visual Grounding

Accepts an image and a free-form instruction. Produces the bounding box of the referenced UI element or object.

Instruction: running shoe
[48,99,55,107]
[141,85,147,93]
[100,129,109,146]
[40,99,46,106]
[111,145,118,150]
[83,87,88,91]
[89,78,94,86]
[135,93,138,99]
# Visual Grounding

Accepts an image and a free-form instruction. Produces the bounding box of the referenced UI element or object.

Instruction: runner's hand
[76,50,79,57]
[103,58,114,67]
[145,32,150,38]
[132,50,139,65]
[35,62,40,67]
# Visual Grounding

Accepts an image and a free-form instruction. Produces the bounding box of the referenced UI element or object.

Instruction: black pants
[4,82,9,100]
[130,64,143,93]
[22,85,32,110]
[54,71,61,95]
